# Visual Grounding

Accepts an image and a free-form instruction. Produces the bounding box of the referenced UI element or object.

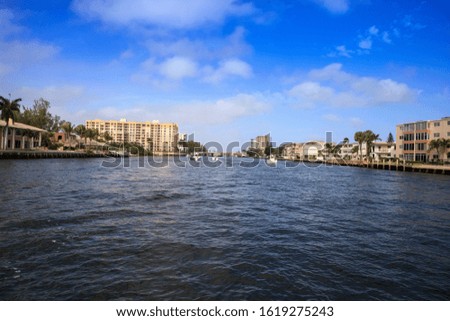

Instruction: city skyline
[1,0,449,146]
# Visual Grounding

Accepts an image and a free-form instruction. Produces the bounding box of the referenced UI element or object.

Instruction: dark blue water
[0,157,449,300]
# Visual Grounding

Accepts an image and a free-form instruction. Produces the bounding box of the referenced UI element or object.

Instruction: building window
[415,154,426,162]
[434,122,440,127]
[434,133,440,138]
[416,143,426,151]
[447,132,450,137]
[415,132,428,140]
[403,133,414,141]
[403,143,414,151]
[416,122,427,130]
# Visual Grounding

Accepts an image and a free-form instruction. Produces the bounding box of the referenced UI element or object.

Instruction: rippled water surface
[1,157,449,300]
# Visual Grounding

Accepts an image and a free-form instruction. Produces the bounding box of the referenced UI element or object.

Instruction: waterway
[0,157,449,300]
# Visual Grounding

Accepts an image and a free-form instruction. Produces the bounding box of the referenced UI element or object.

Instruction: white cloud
[328,45,353,58]
[403,15,426,30]
[159,56,198,80]
[0,10,59,75]
[313,0,349,14]
[288,82,335,108]
[72,0,255,29]
[368,25,379,36]
[135,56,252,86]
[350,117,363,127]
[0,9,23,38]
[358,38,372,50]
[95,93,271,126]
[176,93,270,124]
[15,85,86,120]
[288,63,417,108]
[0,40,59,76]
[382,31,392,44]
[329,23,404,57]
[145,27,252,61]
[336,45,352,57]
[323,114,341,122]
[119,49,134,60]
[309,63,353,83]
[203,59,252,83]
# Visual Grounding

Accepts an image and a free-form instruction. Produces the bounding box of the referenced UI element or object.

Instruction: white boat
[189,153,201,162]
[211,156,219,161]
[266,154,277,165]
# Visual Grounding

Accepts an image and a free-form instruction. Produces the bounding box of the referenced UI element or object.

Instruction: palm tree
[324,142,333,160]
[74,124,87,148]
[354,131,365,161]
[85,128,99,147]
[343,137,349,146]
[0,96,22,150]
[428,139,440,162]
[364,130,380,159]
[438,138,450,160]
[351,145,359,158]
[429,138,450,163]
[102,131,113,144]
[61,121,74,147]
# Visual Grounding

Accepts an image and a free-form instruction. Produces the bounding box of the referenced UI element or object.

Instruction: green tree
[74,124,87,147]
[61,122,74,146]
[354,131,365,161]
[264,143,273,156]
[18,98,62,132]
[439,139,450,162]
[429,138,450,163]
[364,130,380,159]
[103,131,113,144]
[324,143,333,159]
[387,132,394,144]
[85,128,99,147]
[0,96,22,150]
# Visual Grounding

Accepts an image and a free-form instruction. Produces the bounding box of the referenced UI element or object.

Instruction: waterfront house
[0,120,46,150]
[370,142,396,161]
[281,141,325,161]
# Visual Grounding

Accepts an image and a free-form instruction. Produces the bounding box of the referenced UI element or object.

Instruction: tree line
[0,96,103,149]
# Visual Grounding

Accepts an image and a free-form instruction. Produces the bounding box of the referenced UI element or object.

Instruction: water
[0,157,449,300]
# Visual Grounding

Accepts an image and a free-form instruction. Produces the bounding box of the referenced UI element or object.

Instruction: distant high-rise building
[250,134,271,151]
[86,119,179,153]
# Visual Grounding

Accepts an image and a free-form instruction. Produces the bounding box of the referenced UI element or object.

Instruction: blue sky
[1,0,449,146]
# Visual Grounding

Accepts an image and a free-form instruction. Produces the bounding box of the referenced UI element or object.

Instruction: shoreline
[0,150,106,159]
[1,150,449,175]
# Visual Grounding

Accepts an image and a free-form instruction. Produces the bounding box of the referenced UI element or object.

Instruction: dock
[321,159,450,175]
[0,150,107,159]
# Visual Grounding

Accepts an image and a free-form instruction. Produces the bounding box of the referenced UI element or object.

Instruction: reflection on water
[0,158,449,300]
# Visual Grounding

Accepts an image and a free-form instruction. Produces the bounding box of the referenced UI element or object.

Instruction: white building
[86,119,179,154]
[0,120,46,150]
[370,142,396,161]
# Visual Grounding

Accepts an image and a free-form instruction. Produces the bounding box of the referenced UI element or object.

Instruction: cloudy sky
[1,0,449,146]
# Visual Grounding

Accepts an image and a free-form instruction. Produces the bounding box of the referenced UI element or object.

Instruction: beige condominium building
[396,116,450,162]
[250,134,271,151]
[86,119,179,154]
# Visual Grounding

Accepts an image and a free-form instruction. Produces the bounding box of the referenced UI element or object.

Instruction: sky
[1,0,449,147]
